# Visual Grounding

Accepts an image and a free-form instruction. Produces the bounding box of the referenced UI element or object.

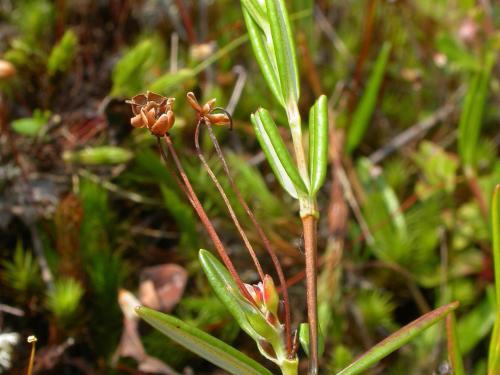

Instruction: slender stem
[27,336,37,375]
[302,214,318,375]
[161,134,254,302]
[194,120,266,282]
[204,122,293,356]
[286,102,318,372]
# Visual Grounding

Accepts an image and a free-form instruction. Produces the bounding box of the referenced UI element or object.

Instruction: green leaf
[488,185,500,374]
[458,51,495,168]
[298,323,325,358]
[136,306,273,375]
[346,42,391,153]
[251,108,308,198]
[198,249,261,340]
[148,68,194,95]
[11,109,50,137]
[62,146,133,165]
[446,313,465,375]
[265,0,300,105]
[337,302,459,375]
[47,29,78,75]
[111,38,164,97]
[241,7,284,106]
[457,288,495,354]
[308,95,329,195]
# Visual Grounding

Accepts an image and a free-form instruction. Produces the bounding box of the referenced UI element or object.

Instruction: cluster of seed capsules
[127,91,230,136]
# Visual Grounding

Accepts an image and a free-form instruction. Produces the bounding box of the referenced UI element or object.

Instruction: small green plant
[2,242,42,298]
[46,278,84,329]
[124,2,497,375]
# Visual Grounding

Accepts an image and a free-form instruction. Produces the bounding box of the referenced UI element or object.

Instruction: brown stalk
[174,0,196,44]
[202,120,293,356]
[302,214,319,374]
[194,119,266,282]
[160,134,254,302]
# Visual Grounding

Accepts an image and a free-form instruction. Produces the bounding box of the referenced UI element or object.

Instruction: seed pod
[145,108,156,126]
[0,60,16,79]
[202,98,216,113]
[206,113,231,126]
[186,92,202,112]
[151,111,175,136]
[131,114,144,128]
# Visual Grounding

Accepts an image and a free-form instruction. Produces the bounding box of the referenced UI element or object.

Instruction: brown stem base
[302,215,318,374]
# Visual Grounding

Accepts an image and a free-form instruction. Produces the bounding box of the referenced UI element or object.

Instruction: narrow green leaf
[62,146,133,165]
[11,114,47,137]
[252,109,308,198]
[446,313,465,375]
[346,42,391,153]
[240,0,267,30]
[458,52,495,168]
[136,306,272,375]
[298,323,325,358]
[47,29,77,76]
[241,7,284,106]
[488,185,500,374]
[198,249,260,340]
[308,95,329,195]
[458,289,495,354]
[337,302,459,375]
[111,38,164,97]
[148,68,194,95]
[265,0,300,104]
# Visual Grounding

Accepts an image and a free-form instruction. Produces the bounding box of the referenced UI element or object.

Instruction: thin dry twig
[369,88,462,164]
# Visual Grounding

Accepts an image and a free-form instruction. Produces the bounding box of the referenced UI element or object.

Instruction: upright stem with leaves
[241,1,329,373]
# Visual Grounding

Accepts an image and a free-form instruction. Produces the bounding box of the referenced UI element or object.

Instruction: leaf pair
[242,0,299,108]
[251,96,328,199]
[137,249,297,375]
[199,250,298,372]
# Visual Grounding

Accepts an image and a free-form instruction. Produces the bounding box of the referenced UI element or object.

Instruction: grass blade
[458,52,495,169]
[488,184,500,374]
[337,302,459,375]
[252,109,308,198]
[136,306,273,375]
[346,42,391,153]
[265,0,300,104]
[308,95,329,195]
[446,312,464,375]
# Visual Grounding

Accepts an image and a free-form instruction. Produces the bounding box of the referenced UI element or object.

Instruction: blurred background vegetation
[0,0,499,374]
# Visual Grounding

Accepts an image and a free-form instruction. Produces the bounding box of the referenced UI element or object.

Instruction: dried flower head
[186,92,231,127]
[127,91,175,136]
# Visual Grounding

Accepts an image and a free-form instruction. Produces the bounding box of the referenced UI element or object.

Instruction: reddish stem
[202,121,294,356]
[161,134,253,302]
[194,119,266,282]
[303,214,318,374]
[174,0,197,44]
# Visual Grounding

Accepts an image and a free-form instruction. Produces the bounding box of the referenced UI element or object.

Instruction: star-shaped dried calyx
[186,92,231,127]
[127,91,176,136]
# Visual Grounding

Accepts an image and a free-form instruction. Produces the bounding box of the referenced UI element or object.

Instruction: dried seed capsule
[202,98,216,113]
[206,113,231,126]
[131,114,144,128]
[151,111,175,136]
[186,92,202,113]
